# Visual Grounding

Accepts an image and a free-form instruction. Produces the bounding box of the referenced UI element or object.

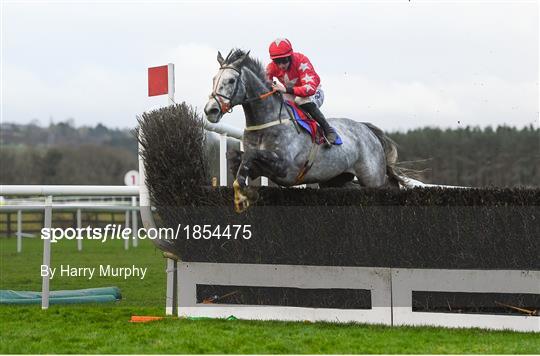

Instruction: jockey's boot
[300,102,338,145]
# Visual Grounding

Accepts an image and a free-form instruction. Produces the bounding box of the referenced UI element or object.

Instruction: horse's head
[204,50,250,123]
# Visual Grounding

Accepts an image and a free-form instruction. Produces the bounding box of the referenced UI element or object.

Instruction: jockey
[266,38,338,145]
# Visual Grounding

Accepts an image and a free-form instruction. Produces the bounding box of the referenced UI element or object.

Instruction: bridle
[211,65,278,114]
[211,66,243,114]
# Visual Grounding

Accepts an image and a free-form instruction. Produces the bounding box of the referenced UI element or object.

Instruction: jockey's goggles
[273,56,291,65]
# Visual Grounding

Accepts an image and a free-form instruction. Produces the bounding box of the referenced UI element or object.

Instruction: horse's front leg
[233,149,285,213]
[233,150,258,213]
[226,150,243,178]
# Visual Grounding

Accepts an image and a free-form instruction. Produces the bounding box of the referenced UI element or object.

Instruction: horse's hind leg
[353,160,387,188]
[355,163,401,188]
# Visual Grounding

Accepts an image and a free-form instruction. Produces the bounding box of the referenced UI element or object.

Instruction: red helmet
[269,38,293,59]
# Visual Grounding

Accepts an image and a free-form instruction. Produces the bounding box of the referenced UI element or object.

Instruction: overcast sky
[1,0,538,131]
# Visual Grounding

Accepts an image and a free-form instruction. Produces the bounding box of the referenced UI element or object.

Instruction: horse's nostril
[207,108,220,116]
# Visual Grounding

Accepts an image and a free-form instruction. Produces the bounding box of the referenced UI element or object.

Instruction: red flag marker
[148,65,169,97]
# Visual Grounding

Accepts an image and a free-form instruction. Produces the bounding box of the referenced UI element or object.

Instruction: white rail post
[76,209,82,251]
[132,197,138,247]
[124,210,130,250]
[166,259,177,315]
[17,210,22,253]
[42,195,52,309]
[220,134,228,186]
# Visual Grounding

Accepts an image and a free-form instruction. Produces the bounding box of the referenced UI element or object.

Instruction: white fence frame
[0,185,140,309]
[0,122,242,310]
[0,204,141,253]
[173,262,539,332]
[391,268,540,332]
[176,262,392,325]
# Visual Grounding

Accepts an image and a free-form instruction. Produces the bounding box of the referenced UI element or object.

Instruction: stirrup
[322,129,337,147]
[321,134,333,147]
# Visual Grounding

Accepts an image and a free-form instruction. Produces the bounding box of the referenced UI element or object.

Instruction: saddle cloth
[285,100,343,145]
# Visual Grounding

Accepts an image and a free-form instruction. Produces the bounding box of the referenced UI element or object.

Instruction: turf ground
[1,237,538,354]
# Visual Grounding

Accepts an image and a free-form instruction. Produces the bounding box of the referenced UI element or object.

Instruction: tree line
[389,125,538,187]
[1,121,136,185]
[1,122,538,187]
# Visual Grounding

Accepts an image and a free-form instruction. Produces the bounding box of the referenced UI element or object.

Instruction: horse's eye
[228,78,235,84]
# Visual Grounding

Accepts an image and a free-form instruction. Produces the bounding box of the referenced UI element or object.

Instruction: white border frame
[392,268,540,332]
[177,262,392,325]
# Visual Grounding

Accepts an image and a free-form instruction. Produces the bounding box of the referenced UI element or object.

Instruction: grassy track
[1,237,539,354]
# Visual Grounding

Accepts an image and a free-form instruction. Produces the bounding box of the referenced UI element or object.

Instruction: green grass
[1,237,539,354]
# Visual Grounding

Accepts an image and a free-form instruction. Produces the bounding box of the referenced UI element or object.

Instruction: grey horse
[204,49,403,212]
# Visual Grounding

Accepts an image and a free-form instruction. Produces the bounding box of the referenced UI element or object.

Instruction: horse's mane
[224,49,271,88]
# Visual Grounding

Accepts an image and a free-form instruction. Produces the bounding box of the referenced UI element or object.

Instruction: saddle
[285,101,342,145]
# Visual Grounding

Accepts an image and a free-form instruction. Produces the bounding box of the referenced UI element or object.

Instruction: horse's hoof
[234,199,249,213]
[234,192,250,213]
[163,252,180,261]
[233,179,250,213]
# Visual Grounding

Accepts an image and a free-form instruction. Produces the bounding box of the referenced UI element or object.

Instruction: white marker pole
[166,62,176,315]
[165,260,176,316]
[220,134,228,186]
[168,63,175,105]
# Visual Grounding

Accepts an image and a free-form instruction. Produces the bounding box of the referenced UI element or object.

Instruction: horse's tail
[363,123,404,187]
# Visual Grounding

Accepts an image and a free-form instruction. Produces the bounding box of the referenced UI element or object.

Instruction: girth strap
[245,119,290,131]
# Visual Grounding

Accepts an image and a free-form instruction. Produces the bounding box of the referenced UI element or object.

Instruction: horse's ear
[231,51,250,68]
[217,51,225,66]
